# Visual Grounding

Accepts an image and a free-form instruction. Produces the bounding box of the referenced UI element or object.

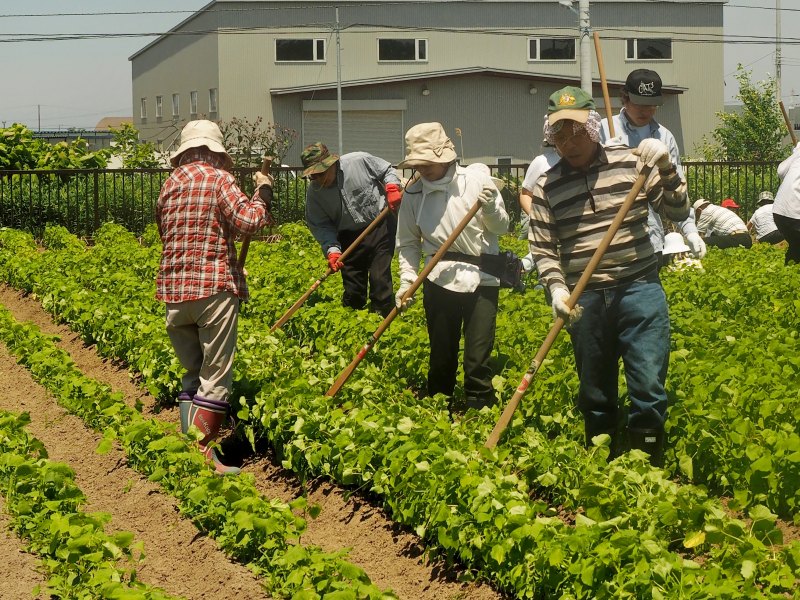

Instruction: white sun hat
[170,120,232,169]
[663,232,691,255]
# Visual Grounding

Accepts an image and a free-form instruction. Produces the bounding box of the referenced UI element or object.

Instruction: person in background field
[721,197,741,214]
[747,191,784,245]
[518,138,560,241]
[774,141,800,265]
[599,68,706,266]
[693,199,752,249]
[661,232,704,272]
[395,122,509,413]
[156,119,274,475]
[529,86,689,466]
[302,142,402,317]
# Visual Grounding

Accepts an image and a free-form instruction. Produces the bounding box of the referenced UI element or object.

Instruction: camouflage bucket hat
[301,142,340,177]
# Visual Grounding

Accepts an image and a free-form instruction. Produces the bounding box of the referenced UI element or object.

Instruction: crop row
[0,410,177,599]
[0,302,394,599]
[0,224,797,598]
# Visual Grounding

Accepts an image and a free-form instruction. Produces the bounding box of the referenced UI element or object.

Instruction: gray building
[130,0,726,165]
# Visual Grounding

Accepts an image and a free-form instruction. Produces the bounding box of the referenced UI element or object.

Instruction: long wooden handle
[326,199,483,397]
[269,206,392,332]
[779,101,797,145]
[239,156,273,268]
[485,166,652,449]
[593,31,615,139]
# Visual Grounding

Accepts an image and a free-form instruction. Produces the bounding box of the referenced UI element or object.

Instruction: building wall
[131,0,725,162]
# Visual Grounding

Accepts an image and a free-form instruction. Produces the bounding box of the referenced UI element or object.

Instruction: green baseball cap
[301,142,339,177]
[548,86,595,126]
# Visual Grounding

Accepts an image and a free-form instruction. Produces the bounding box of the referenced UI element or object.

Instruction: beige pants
[165,291,239,402]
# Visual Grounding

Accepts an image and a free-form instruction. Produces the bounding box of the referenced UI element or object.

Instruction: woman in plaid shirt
[156,120,273,475]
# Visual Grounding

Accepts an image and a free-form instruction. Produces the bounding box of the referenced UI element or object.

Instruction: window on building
[209,88,218,113]
[190,91,198,115]
[172,93,180,118]
[378,39,427,62]
[626,38,672,60]
[140,98,147,119]
[155,95,163,118]
[275,38,326,62]
[528,38,575,61]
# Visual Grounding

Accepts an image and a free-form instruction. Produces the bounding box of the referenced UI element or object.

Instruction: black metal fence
[0,161,781,238]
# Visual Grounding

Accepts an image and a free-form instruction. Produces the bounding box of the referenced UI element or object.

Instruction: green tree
[217,117,297,167]
[0,123,109,170]
[698,66,790,161]
[109,123,161,168]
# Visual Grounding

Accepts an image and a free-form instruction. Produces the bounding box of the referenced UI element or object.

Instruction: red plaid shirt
[156,151,271,303]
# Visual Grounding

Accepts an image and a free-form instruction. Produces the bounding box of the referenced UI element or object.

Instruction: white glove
[395,283,416,312]
[551,288,583,325]
[632,139,671,170]
[685,232,707,259]
[477,185,497,211]
[521,254,535,274]
[253,171,274,189]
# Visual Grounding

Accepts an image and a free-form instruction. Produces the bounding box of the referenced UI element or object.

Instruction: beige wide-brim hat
[397,122,458,169]
[692,198,710,211]
[170,120,232,169]
[465,163,505,191]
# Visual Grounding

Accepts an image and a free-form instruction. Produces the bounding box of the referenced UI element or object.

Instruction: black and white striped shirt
[529,143,688,293]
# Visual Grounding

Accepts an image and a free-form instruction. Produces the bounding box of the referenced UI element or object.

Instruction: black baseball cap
[623,69,664,106]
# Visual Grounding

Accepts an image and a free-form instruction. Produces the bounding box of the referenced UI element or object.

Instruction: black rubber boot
[628,427,665,467]
[464,395,496,412]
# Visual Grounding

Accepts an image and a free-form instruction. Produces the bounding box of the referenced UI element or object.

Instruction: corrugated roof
[269,66,687,95]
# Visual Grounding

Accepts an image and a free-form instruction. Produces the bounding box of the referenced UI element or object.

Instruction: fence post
[93,170,100,235]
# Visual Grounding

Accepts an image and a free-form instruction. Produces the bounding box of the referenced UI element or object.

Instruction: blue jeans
[566,273,670,435]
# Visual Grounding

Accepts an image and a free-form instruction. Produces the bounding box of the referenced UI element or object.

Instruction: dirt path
[0,344,271,600]
[0,285,503,600]
[0,501,48,600]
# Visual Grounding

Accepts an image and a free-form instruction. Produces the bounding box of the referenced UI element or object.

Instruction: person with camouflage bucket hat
[302,141,402,316]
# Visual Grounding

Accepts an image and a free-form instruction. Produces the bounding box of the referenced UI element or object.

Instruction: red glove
[385,183,403,212]
[327,251,343,272]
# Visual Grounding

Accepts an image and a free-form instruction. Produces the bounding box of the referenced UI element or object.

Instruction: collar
[619,108,660,136]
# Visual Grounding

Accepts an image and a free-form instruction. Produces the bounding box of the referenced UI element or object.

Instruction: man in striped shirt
[529,86,689,465]
[693,199,752,249]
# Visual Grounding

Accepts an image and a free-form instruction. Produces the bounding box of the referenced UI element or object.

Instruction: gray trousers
[165,291,239,402]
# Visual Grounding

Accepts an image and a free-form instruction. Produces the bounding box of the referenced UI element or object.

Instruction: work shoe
[188,396,241,476]
[463,395,496,411]
[628,427,665,467]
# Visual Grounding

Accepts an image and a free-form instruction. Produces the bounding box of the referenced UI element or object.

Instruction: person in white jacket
[774,142,800,265]
[599,69,706,266]
[395,122,509,412]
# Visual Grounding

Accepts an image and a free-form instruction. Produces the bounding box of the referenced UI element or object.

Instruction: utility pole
[38,104,41,131]
[335,6,343,155]
[776,0,782,102]
[579,0,591,95]
[559,1,592,95]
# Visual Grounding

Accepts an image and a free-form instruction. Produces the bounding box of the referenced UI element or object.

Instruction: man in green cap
[302,142,402,317]
[528,85,690,466]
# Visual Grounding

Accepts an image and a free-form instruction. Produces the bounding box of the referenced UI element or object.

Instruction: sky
[0,0,798,131]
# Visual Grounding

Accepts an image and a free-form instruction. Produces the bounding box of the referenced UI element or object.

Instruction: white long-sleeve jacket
[396,163,509,293]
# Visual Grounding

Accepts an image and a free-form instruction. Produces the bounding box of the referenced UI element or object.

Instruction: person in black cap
[599,69,706,268]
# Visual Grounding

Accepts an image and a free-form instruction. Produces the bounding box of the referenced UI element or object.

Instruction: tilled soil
[0,285,503,600]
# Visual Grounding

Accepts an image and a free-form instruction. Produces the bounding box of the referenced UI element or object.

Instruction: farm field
[0,222,797,599]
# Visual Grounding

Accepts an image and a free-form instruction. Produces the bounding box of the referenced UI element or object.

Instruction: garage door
[302,110,404,164]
